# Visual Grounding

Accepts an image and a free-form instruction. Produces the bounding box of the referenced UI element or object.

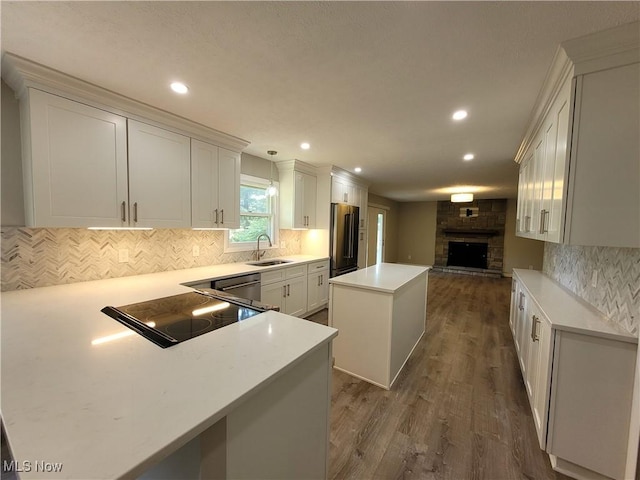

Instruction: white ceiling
[2,1,638,201]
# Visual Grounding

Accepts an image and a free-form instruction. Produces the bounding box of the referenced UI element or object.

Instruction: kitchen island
[1,256,337,479]
[328,263,430,389]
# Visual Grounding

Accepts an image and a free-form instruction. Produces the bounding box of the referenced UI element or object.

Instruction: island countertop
[1,255,336,479]
[328,263,432,294]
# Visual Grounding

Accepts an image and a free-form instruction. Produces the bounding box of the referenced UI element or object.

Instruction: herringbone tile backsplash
[543,243,640,335]
[1,228,302,291]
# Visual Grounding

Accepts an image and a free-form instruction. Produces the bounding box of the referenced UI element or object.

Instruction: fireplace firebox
[447,241,488,269]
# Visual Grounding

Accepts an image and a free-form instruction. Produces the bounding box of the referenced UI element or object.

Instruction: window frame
[224,174,279,253]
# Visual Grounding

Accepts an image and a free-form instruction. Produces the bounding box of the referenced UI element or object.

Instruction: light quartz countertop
[513,269,637,344]
[328,263,431,294]
[1,255,336,479]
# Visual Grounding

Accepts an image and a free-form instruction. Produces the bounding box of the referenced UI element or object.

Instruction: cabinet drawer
[285,265,307,279]
[261,269,286,285]
[307,260,329,273]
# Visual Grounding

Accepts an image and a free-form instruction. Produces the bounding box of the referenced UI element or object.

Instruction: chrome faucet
[255,233,272,261]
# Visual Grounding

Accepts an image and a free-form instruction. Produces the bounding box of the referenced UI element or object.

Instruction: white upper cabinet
[191,139,240,229]
[515,23,639,247]
[277,160,317,229]
[128,120,191,228]
[3,54,249,229]
[23,89,129,227]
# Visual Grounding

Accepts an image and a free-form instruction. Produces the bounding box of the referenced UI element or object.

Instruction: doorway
[367,206,387,266]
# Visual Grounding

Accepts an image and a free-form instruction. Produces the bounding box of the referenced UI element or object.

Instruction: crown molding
[1,52,250,152]
[330,165,370,188]
[514,21,639,165]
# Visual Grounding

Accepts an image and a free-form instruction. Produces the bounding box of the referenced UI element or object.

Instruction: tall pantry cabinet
[515,22,639,248]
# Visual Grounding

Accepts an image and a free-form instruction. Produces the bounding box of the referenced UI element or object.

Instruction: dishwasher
[211,273,262,301]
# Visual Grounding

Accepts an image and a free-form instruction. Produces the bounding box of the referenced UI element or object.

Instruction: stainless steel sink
[246,259,293,267]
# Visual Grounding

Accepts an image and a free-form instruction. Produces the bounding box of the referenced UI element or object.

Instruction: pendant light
[267,150,278,197]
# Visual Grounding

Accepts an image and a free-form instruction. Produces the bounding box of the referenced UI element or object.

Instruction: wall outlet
[192,245,200,257]
[591,270,598,288]
[118,249,129,263]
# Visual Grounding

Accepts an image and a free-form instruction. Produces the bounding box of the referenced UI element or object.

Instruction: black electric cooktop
[101,290,271,348]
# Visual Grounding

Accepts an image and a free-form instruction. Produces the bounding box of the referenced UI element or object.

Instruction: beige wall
[2,80,25,226]
[503,198,544,274]
[241,152,278,181]
[397,201,437,266]
[367,193,399,263]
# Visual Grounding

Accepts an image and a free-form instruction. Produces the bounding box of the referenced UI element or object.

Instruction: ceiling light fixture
[463,153,474,161]
[451,193,474,203]
[354,167,362,173]
[266,150,278,197]
[300,142,310,150]
[452,110,468,121]
[170,82,189,94]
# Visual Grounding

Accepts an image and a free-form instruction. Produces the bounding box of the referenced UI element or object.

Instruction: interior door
[367,207,386,267]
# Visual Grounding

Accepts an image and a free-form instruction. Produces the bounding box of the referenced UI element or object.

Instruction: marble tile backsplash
[1,227,302,291]
[543,243,640,335]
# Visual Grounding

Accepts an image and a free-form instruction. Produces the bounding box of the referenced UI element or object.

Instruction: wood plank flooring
[308,271,569,480]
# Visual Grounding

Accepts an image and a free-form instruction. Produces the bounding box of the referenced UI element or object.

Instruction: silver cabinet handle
[321,274,323,285]
[531,315,540,341]
[512,280,516,293]
[542,210,549,234]
[133,202,138,223]
[287,284,290,297]
[539,210,545,234]
[525,215,531,232]
[283,285,287,298]
[317,276,321,287]
[121,201,126,222]
[518,292,525,311]
[221,209,224,225]
[214,209,219,225]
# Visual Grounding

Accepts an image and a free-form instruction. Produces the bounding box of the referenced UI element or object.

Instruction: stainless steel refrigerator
[330,203,360,277]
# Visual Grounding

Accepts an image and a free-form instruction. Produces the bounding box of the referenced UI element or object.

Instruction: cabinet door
[531,311,553,449]
[217,148,240,229]
[331,178,345,204]
[566,62,640,247]
[191,139,219,228]
[128,120,191,228]
[27,89,128,227]
[531,135,545,239]
[284,275,308,317]
[303,173,317,228]
[545,82,571,243]
[509,279,518,337]
[307,272,322,312]
[358,187,368,229]
[261,282,286,312]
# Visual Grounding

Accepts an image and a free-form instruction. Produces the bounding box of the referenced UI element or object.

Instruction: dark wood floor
[308,272,569,480]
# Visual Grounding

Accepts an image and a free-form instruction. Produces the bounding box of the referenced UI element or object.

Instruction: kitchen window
[225,175,279,252]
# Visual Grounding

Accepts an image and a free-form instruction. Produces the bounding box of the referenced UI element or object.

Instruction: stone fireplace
[434,199,506,277]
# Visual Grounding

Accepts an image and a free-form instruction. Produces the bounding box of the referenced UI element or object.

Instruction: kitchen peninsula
[1,256,336,479]
[328,263,430,389]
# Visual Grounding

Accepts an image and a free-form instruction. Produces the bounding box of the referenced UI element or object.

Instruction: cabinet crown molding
[329,165,370,188]
[276,159,317,176]
[514,21,639,165]
[1,52,250,153]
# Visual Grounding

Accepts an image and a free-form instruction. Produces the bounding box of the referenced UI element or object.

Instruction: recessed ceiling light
[170,82,189,94]
[463,153,474,161]
[354,167,362,173]
[452,110,468,120]
[300,142,310,150]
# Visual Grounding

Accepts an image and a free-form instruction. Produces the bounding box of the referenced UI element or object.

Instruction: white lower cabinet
[510,269,638,480]
[307,260,329,314]
[261,265,308,317]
